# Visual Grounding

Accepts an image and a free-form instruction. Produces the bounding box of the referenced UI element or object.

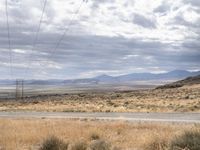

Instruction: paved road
[0,112,199,123]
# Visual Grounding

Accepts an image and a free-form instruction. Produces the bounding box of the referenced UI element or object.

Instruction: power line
[34,0,87,75]
[23,0,48,79]
[33,0,47,49]
[5,0,13,79]
[48,0,85,59]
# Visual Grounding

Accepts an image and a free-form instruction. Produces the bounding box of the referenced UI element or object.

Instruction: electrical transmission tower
[15,79,24,99]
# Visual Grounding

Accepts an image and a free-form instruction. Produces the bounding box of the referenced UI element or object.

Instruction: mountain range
[0,70,200,86]
[64,70,200,85]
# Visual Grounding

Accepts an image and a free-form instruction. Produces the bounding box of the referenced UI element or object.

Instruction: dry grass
[0,85,200,112]
[0,118,199,150]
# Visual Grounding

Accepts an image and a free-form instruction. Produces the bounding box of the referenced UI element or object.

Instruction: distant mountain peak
[95,74,113,78]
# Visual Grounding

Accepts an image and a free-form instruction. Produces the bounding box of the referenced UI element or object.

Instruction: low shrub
[89,132,100,141]
[89,139,111,150]
[71,141,87,150]
[170,130,200,150]
[39,136,68,150]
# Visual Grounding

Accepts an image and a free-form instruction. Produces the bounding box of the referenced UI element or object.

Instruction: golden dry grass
[0,85,200,112]
[0,118,199,150]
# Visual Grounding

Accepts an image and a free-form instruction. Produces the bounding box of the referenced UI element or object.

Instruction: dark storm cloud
[1,33,200,78]
[132,13,157,29]
[181,39,200,53]
[8,33,197,71]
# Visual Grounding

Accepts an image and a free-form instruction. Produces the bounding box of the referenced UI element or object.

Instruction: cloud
[91,0,115,9]
[184,0,200,7]
[132,13,157,28]
[154,1,171,14]
[0,0,199,79]
[12,49,26,54]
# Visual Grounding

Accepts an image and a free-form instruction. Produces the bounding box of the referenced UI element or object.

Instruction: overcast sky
[0,0,200,79]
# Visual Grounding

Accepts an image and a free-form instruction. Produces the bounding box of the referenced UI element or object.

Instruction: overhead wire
[5,0,13,79]
[23,0,48,79]
[48,0,86,59]
[34,0,87,72]
[24,0,87,79]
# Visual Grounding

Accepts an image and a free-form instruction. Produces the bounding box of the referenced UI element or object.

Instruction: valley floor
[0,85,200,112]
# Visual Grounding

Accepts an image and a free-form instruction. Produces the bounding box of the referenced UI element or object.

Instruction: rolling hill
[156,74,200,89]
